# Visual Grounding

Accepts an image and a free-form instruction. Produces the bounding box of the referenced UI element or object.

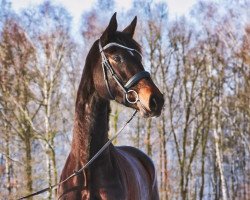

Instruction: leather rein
[17,40,150,200]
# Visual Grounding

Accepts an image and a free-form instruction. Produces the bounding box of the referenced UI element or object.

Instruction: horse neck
[71,50,110,165]
[71,90,110,164]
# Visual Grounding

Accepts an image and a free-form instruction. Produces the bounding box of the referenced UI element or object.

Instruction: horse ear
[122,16,137,38]
[100,12,117,45]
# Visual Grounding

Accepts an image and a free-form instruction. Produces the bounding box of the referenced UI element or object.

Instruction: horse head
[93,13,164,117]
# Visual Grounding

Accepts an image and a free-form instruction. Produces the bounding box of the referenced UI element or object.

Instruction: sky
[11,0,197,15]
[10,0,197,30]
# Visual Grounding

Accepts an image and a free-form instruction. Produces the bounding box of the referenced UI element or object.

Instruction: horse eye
[113,55,122,63]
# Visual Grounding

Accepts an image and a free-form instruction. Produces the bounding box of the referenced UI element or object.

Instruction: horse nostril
[149,95,158,112]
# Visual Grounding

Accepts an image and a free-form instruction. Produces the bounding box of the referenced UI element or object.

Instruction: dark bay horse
[58,13,164,200]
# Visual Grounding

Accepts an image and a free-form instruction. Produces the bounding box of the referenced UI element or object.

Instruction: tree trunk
[146,118,152,157]
[136,116,140,148]
[112,105,119,145]
[199,125,210,200]
[46,144,52,200]
[158,113,168,200]
[212,104,228,200]
[5,130,12,196]
[44,65,53,200]
[50,141,58,197]
[24,136,33,199]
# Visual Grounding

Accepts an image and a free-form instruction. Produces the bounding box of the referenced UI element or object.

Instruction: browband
[100,42,142,58]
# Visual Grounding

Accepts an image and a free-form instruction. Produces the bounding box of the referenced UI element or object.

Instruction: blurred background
[0,0,249,199]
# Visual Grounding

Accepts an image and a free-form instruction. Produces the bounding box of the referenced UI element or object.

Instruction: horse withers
[58,13,164,200]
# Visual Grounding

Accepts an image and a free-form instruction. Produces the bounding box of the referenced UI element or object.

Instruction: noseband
[98,40,150,104]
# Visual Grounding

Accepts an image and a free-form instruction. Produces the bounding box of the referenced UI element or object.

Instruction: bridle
[17,39,151,200]
[99,40,150,104]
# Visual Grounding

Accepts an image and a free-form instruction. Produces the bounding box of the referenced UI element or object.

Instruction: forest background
[0,0,250,199]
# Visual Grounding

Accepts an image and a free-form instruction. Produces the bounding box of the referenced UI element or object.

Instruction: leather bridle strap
[124,71,150,89]
[99,40,150,102]
[99,41,126,97]
[102,42,142,58]
[102,61,115,99]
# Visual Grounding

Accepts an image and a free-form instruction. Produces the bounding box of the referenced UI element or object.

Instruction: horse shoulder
[57,152,88,199]
[116,146,159,200]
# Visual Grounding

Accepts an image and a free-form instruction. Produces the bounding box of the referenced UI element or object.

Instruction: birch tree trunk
[43,62,53,199]
[212,92,228,200]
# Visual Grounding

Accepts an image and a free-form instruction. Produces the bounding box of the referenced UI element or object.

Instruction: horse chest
[79,182,125,200]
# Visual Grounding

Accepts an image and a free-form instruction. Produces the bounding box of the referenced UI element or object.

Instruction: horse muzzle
[136,84,164,118]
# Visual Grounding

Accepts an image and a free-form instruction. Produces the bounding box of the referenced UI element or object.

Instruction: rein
[17,110,138,200]
[18,39,149,200]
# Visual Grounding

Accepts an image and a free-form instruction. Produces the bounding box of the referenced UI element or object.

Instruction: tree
[0,18,37,198]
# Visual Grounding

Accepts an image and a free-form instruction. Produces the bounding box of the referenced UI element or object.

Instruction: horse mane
[76,40,99,104]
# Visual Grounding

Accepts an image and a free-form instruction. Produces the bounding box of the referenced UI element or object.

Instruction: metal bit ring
[125,90,139,104]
